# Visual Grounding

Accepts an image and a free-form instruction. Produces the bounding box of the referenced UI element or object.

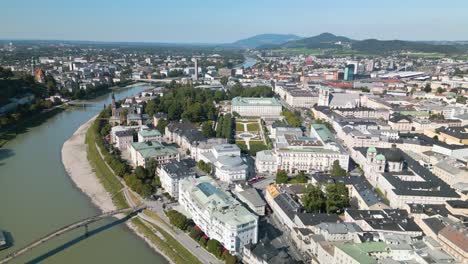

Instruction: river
[0,85,168,264]
[235,57,257,69]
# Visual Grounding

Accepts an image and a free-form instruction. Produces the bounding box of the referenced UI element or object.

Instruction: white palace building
[231,97,282,118]
[179,176,258,254]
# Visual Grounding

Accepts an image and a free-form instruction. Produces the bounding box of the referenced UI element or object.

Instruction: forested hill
[259,32,464,55]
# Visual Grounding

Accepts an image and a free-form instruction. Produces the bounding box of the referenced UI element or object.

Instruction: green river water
[0,85,168,263]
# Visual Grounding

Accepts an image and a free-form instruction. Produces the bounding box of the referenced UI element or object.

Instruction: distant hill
[278,32,354,49]
[351,39,460,54]
[262,33,463,55]
[230,34,302,48]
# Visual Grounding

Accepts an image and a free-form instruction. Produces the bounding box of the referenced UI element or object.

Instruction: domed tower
[375,154,386,173]
[366,147,377,162]
[385,147,403,172]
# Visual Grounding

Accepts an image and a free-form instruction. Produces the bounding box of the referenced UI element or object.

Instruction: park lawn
[248,141,269,156]
[246,122,259,131]
[85,120,128,209]
[235,122,245,132]
[143,209,174,230]
[235,140,248,152]
[133,218,203,264]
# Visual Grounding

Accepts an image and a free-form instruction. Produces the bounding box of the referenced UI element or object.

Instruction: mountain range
[231,32,465,54]
[228,34,302,48]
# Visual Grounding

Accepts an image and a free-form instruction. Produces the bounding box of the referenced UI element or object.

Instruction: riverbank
[111,81,148,90]
[62,117,116,212]
[0,105,66,148]
[62,117,174,264]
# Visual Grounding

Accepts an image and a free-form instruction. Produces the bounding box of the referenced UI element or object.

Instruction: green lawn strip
[133,218,203,264]
[246,123,259,131]
[86,120,204,264]
[235,122,245,131]
[247,141,268,156]
[85,123,128,209]
[235,141,248,153]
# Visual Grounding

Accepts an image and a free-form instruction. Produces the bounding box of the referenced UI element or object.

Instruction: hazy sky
[2,0,468,43]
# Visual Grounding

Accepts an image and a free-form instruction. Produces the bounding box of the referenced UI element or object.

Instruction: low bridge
[0,205,146,263]
[67,101,102,107]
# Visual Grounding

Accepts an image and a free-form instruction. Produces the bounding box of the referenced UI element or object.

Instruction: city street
[258,214,305,263]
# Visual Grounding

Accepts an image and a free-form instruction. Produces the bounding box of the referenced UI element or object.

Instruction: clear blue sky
[2,0,467,42]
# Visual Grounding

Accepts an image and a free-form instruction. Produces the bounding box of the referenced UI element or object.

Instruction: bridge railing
[0,205,146,264]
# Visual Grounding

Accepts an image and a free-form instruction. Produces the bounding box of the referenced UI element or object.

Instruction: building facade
[179,176,258,254]
[231,97,282,117]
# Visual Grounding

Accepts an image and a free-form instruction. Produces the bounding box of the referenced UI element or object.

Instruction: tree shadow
[0,107,65,148]
[24,212,138,264]
[0,148,15,166]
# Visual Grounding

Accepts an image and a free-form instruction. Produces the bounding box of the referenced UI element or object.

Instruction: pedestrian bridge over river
[0,205,146,264]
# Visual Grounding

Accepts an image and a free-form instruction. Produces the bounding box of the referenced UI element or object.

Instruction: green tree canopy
[201,121,215,138]
[220,76,229,86]
[166,210,189,231]
[145,100,158,117]
[325,182,350,214]
[423,84,432,93]
[276,170,289,184]
[295,171,307,183]
[331,160,347,176]
[135,166,147,180]
[301,184,326,213]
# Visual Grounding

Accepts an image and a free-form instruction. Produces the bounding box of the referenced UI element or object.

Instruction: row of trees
[275,161,347,185]
[166,210,237,264]
[0,66,13,79]
[197,160,212,174]
[276,170,307,184]
[216,113,234,143]
[201,121,216,138]
[301,183,350,214]
[166,210,191,230]
[124,163,160,198]
[94,107,159,198]
[144,84,274,124]
[227,84,274,98]
[0,98,59,128]
[281,109,302,127]
[149,87,220,122]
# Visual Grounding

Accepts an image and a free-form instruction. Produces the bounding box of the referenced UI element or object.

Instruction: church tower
[318,86,330,106]
[111,93,116,117]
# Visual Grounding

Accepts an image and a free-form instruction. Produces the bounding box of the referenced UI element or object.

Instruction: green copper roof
[335,242,388,264]
[367,147,377,153]
[231,97,281,107]
[375,154,386,161]
[131,141,178,159]
[311,124,334,143]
